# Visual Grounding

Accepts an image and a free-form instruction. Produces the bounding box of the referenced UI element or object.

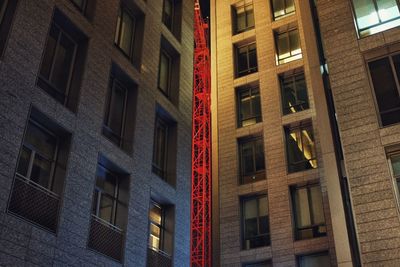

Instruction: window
[271,0,295,20]
[158,37,180,105]
[241,194,270,250]
[70,0,87,13]
[368,53,400,126]
[233,1,255,34]
[389,153,400,199]
[0,0,18,57]
[291,183,326,240]
[275,26,302,65]
[239,136,265,184]
[114,4,145,67]
[37,9,87,111]
[285,121,317,173]
[102,64,138,153]
[8,107,71,232]
[236,42,258,77]
[244,261,272,267]
[237,85,262,127]
[280,69,309,115]
[351,0,400,37]
[147,201,174,266]
[152,108,177,186]
[297,252,330,267]
[162,0,182,39]
[88,159,129,261]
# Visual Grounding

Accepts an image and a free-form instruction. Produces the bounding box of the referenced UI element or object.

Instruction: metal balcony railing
[147,247,172,267]
[88,215,124,262]
[8,175,60,232]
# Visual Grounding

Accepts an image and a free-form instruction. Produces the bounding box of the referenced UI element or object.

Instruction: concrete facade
[211,0,353,266]
[0,0,193,266]
[316,0,400,266]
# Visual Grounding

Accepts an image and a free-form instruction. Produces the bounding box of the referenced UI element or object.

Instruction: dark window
[239,136,265,184]
[236,42,258,77]
[280,70,309,115]
[158,37,180,105]
[115,7,136,60]
[275,27,301,65]
[244,261,272,267]
[271,0,295,20]
[37,10,87,112]
[351,0,400,37]
[237,85,262,127]
[0,0,18,57]
[368,54,400,126]
[88,160,129,261]
[70,0,87,13]
[8,108,71,232]
[233,1,255,34]
[152,109,177,186]
[241,194,270,250]
[147,201,174,267]
[102,64,138,153]
[291,184,326,240]
[389,153,400,199]
[297,252,330,267]
[162,0,182,39]
[285,122,317,173]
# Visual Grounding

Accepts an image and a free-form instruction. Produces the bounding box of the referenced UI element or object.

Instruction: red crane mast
[191,1,212,266]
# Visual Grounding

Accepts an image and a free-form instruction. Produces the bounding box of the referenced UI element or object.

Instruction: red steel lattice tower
[191,1,211,266]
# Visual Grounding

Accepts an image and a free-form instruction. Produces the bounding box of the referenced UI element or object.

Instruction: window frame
[103,76,129,148]
[271,0,296,20]
[152,115,169,180]
[158,49,172,97]
[275,27,302,65]
[162,0,175,31]
[238,136,265,184]
[366,52,400,127]
[236,42,258,77]
[237,85,262,127]
[16,118,60,195]
[114,5,137,61]
[290,183,327,240]
[148,201,167,252]
[280,70,310,115]
[350,0,400,38]
[233,1,255,34]
[284,121,318,173]
[241,194,270,250]
[388,151,400,209]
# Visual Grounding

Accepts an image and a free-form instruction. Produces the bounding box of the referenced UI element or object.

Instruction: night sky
[199,0,210,19]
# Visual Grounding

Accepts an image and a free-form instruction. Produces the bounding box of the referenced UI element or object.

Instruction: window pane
[239,90,252,121]
[242,142,255,175]
[286,0,295,14]
[30,154,52,188]
[295,188,311,227]
[149,203,163,224]
[245,262,272,267]
[376,0,400,22]
[393,54,400,85]
[369,57,400,126]
[71,0,85,10]
[244,198,257,219]
[40,24,59,80]
[98,194,114,223]
[272,0,285,18]
[159,52,170,94]
[277,33,289,60]
[259,215,269,235]
[353,0,380,30]
[119,10,134,57]
[236,6,246,32]
[258,195,268,216]
[255,139,265,171]
[51,33,76,94]
[299,253,330,267]
[310,186,325,224]
[246,5,255,28]
[149,223,161,249]
[96,167,117,196]
[248,44,258,70]
[25,122,57,159]
[238,46,249,74]
[391,154,400,177]
[107,82,126,136]
[115,202,128,229]
[301,127,317,168]
[17,147,31,177]
[289,29,301,55]
[163,0,173,29]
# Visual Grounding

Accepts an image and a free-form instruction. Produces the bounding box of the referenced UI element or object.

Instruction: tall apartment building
[0,0,193,266]
[315,0,400,266]
[211,0,354,266]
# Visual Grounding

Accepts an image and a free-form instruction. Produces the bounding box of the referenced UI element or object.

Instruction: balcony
[88,215,124,262]
[147,247,172,267]
[8,175,60,232]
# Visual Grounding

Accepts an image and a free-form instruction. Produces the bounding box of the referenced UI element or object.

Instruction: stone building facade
[0,0,193,266]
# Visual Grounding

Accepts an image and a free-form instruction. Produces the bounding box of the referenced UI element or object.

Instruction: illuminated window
[275,26,302,65]
[236,42,258,77]
[148,202,165,251]
[280,69,309,115]
[352,0,400,37]
[368,53,400,127]
[239,136,265,184]
[285,121,317,173]
[237,85,262,127]
[291,183,326,240]
[271,0,295,20]
[241,194,270,250]
[233,1,255,34]
[297,252,330,267]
